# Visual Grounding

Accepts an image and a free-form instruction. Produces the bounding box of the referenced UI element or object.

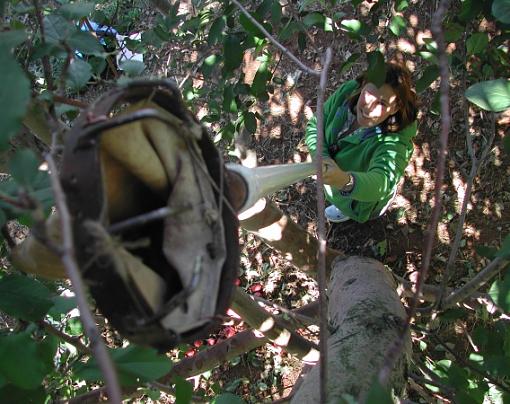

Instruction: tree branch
[230,0,320,77]
[38,320,92,355]
[45,155,122,403]
[378,0,452,386]
[231,288,319,363]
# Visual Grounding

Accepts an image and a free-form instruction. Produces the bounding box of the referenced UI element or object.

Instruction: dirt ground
[75,0,509,401]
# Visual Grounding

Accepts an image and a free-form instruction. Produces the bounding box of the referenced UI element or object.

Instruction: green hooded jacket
[305,80,417,223]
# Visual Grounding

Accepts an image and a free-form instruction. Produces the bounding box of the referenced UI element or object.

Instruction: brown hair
[348,61,417,133]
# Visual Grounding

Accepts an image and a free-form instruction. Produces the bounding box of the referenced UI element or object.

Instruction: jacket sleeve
[349,123,417,202]
[305,81,357,158]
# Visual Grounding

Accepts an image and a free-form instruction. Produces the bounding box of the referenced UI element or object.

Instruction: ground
[135,1,510,402]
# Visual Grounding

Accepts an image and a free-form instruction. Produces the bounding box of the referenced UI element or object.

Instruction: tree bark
[239,198,343,276]
[291,256,411,403]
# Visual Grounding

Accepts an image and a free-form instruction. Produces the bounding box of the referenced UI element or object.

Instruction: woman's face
[356,83,399,128]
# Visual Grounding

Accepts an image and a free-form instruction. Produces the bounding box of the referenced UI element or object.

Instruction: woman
[305,61,418,223]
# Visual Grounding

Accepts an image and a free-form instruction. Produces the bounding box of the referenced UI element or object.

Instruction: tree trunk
[291,256,411,403]
[239,198,343,276]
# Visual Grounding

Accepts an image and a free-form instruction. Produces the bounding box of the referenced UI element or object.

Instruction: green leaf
[208,16,226,46]
[251,57,270,100]
[223,86,237,113]
[366,51,386,88]
[476,245,498,259]
[0,209,6,228]
[466,32,489,56]
[395,0,409,11]
[8,149,40,187]
[67,59,92,90]
[0,332,57,389]
[201,54,220,77]
[174,376,193,404]
[48,295,77,319]
[340,53,361,73]
[0,274,53,321]
[278,21,301,42]
[504,135,510,156]
[0,30,28,53]
[211,392,246,404]
[303,12,325,27]
[59,2,94,19]
[497,234,510,258]
[239,13,267,38]
[365,380,393,404]
[465,79,510,112]
[340,19,369,39]
[75,345,173,386]
[459,0,483,22]
[120,60,146,77]
[243,112,257,134]
[43,14,74,44]
[492,0,510,24]
[0,50,30,147]
[389,15,406,36]
[444,22,464,43]
[223,35,243,72]
[271,0,282,27]
[67,31,104,56]
[418,51,438,64]
[0,384,47,403]
[416,64,440,93]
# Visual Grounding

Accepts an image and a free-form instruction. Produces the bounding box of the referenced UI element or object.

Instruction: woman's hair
[347,61,417,132]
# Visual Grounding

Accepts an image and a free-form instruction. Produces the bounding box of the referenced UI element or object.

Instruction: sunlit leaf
[416,64,439,93]
[395,0,409,11]
[340,19,369,39]
[466,32,489,56]
[389,15,406,36]
[59,2,94,19]
[223,35,243,72]
[490,273,510,313]
[0,332,57,389]
[201,54,220,77]
[366,50,386,88]
[74,345,173,386]
[492,0,510,24]
[465,79,510,112]
[0,50,30,148]
[0,274,53,321]
[417,51,438,64]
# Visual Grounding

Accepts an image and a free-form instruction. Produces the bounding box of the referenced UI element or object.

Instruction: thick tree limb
[239,198,343,276]
[291,256,410,402]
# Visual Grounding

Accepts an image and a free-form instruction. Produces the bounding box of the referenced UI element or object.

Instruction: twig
[53,95,89,109]
[45,155,122,403]
[442,256,507,308]
[378,0,452,386]
[314,47,333,404]
[38,320,92,354]
[230,0,320,77]
[108,206,189,233]
[252,294,317,328]
[32,0,54,91]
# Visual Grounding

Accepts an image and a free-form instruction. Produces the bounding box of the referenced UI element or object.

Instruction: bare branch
[230,0,320,77]
[231,288,319,363]
[45,155,122,403]
[32,0,54,91]
[443,256,508,308]
[314,47,333,404]
[378,0,452,386]
[38,320,92,355]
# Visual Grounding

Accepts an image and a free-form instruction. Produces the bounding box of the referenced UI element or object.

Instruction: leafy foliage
[0,0,509,401]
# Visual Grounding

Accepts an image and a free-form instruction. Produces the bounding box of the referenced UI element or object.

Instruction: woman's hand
[321,157,351,188]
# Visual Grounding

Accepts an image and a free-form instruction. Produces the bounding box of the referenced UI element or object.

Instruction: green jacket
[305,80,417,223]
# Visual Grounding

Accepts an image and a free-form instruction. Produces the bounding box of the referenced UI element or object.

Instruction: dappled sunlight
[394,194,418,223]
[451,170,470,214]
[436,222,450,244]
[286,92,304,125]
